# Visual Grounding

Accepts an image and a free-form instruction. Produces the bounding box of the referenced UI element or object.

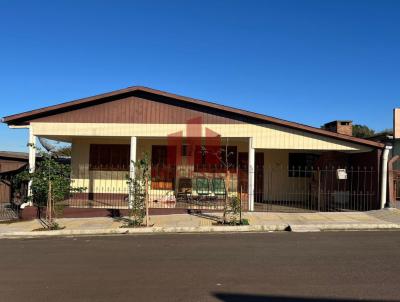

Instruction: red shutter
[89,144,129,171]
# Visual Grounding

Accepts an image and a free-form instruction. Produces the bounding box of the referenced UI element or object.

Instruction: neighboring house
[1,86,388,216]
[0,151,29,205]
[392,109,400,166]
[371,109,400,207]
[372,108,400,165]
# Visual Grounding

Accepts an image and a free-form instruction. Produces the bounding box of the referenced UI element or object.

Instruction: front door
[151,145,177,190]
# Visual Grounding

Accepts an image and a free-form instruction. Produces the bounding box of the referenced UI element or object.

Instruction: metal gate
[388,155,400,209]
[253,165,378,212]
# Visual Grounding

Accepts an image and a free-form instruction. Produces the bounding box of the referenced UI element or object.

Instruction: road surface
[0,231,400,302]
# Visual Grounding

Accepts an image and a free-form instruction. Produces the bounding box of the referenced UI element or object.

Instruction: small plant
[33,221,65,231]
[240,218,249,225]
[220,196,247,225]
[123,154,150,228]
[228,196,241,225]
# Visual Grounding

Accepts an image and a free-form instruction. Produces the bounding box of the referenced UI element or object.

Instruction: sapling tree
[125,154,150,227]
[14,146,85,229]
[202,138,242,224]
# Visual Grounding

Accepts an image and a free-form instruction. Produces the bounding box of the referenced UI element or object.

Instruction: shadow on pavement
[213,293,395,302]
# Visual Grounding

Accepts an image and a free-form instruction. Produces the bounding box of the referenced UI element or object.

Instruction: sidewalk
[1,208,400,238]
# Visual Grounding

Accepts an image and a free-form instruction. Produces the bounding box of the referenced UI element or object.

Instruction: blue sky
[1,0,399,151]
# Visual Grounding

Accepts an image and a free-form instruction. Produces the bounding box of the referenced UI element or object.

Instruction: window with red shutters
[89,144,130,171]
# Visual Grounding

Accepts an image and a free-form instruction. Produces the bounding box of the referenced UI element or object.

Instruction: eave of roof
[0,151,29,160]
[1,86,385,149]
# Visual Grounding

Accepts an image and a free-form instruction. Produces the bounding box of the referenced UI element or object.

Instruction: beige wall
[70,137,130,194]
[262,150,317,202]
[32,122,372,152]
[394,108,400,139]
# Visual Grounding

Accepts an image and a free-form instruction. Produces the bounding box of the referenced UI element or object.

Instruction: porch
[63,137,380,213]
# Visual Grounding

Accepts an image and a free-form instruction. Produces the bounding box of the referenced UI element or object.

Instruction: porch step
[288,224,321,232]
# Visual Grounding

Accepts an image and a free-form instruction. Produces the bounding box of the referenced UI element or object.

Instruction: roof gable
[1,86,384,148]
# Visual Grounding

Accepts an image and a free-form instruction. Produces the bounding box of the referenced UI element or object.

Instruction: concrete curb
[0,224,289,238]
[317,223,400,231]
[1,223,400,238]
[289,223,400,232]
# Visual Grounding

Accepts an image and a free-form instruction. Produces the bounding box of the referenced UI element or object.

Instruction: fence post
[145,177,149,227]
[240,186,242,222]
[129,136,137,209]
[248,137,255,211]
[388,155,399,208]
[317,168,321,212]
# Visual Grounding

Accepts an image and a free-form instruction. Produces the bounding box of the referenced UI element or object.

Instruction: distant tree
[53,146,72,157]
[374,128,393,136]
[38,137,71,157]
[352,124,375,138]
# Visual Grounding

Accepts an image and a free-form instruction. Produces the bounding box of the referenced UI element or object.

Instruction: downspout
[380,145,392,209]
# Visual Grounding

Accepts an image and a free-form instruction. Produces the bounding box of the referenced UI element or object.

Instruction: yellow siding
[32,122,371,152]
[262,150,314,202]
[70,138,130,194]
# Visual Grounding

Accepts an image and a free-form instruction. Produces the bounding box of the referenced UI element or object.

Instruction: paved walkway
[246,209,400,225]
[1,208,400,237]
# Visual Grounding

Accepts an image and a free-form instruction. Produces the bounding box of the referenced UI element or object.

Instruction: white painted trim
[8,125,29,129]
[248,137,255,211]
[129,136,137,209]
[381,145,392,208]
[27,127,36,206]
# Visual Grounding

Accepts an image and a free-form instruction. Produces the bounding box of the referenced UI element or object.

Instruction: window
[288,153,319,177]
[89,144,130,171]
[194,146,237,172]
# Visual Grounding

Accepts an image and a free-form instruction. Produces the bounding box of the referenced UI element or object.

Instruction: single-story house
[1,86,389,215]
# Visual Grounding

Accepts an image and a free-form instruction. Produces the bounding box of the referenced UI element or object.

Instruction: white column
[248,137,255,211]
[27,127,36,202]
[380,145,392,209]
[129,137,137,209]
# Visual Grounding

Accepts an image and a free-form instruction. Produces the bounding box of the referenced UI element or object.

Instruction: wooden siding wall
[27,94,372,152]
[30,96,240,125]
[0,159,27,203]
[34,122,371,152]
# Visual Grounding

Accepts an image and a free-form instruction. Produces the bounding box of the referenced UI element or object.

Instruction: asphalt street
[0,231,400,302]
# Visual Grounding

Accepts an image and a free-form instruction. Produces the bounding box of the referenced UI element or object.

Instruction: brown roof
[1,86,384,148]
[0,151,29,161]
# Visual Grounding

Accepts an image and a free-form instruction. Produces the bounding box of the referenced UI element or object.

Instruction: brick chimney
[323,120,353,136]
